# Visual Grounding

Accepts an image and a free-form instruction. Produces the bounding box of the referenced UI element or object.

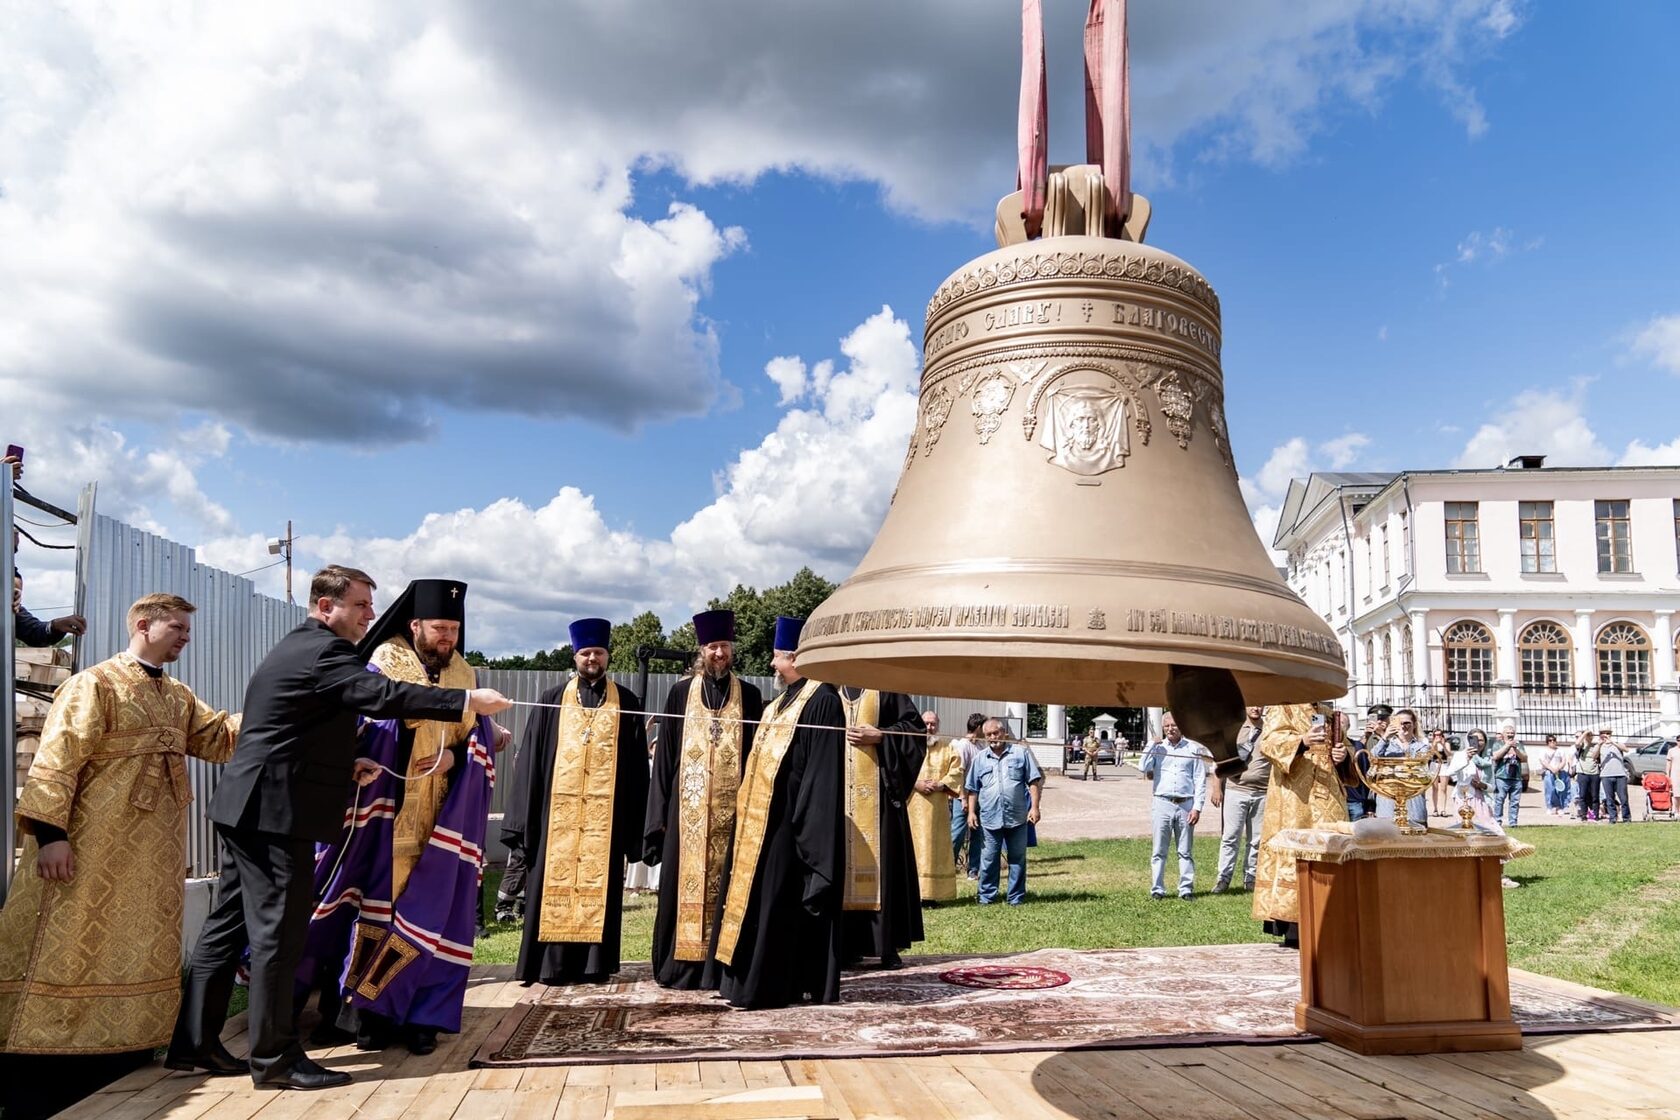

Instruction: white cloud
[1324,432,1372,469]
[1632,314,1680,376]
[243,307,922,654]
[1239,430,1373,560]
[1,1,1525,446]
[1453,388,1609,468]
[1435,225,1542,287]
[1617,438,1680,467]
[1447,382,1678,470]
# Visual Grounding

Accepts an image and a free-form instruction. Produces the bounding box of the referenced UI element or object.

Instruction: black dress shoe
[407,1028,438,1055]
[254,1057,352,1091]
[163,1046,249,1077]
[880,952,904,970]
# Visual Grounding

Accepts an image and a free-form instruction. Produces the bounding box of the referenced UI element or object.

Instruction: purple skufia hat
[568,617,611,652]
[692,609,735,646]
[773,615,804,651]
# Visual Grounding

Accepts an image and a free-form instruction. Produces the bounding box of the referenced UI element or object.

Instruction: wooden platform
[60,965,1680,1120]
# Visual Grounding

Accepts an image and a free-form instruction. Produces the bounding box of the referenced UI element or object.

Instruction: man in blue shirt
[1140,712,1212,900]
[963,718,1043,906]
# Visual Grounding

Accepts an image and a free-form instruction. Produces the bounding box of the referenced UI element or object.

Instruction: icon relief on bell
[970,372,1018,445]
[921,384,955,454]
[1153,372,1195,449]
[1039,381,1130,476]
[1088,608,1107,630]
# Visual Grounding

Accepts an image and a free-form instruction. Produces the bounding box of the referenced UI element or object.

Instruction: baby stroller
[1642,772,1675,821]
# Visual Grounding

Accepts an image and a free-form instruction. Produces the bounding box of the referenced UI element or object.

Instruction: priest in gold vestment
[907,712,964,903]
[1251,704,1352,948]
[715,617,845,1009]
[503,618,648,985]
[644,609,762,989]
[837,685,926,968]
[0,594,238,1120]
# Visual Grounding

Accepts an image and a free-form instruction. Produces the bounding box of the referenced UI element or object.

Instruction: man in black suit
[167,565,512,1090]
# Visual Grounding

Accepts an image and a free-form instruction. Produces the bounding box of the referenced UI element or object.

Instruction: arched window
[1444,621,1496,693]
[1519,622,1573,694]
[1596,622,1651,694]
[1381,632,1393,686]
[1400,624,1414,685]
[1363,636,1375,683]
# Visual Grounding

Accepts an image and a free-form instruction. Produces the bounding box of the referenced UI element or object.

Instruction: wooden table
[1269,827,1532,1055]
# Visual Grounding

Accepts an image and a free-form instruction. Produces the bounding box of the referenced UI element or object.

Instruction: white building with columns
[1272,458,1680,736]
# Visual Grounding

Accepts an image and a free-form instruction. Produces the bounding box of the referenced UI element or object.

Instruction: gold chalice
[1355,749,1435,836]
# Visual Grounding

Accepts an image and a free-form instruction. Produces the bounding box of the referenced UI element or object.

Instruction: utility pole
[268,520,295,603]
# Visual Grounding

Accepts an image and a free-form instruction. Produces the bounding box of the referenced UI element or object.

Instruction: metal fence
[62,511,1065,876]
[1344,682,1668,744]
[77,514,307,877]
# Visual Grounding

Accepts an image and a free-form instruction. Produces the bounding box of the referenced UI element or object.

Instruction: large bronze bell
[798,164,1346,771]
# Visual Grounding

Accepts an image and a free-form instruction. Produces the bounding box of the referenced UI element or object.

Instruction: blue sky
[5,1,1677,652]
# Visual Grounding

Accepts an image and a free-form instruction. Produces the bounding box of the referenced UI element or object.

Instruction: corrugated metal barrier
[72,513,1039,877]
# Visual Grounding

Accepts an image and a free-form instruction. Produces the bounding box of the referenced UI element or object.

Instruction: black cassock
[840,688,927,961]
[717,679,846,1010]
[501,675,648,984]
[643,673,764,989]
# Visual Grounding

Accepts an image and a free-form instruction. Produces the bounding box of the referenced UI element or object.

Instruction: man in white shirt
[1140,713,1213,900]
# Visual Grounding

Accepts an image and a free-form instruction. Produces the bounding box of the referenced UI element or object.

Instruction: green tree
[608,610,668,672]
[763,567,836,630]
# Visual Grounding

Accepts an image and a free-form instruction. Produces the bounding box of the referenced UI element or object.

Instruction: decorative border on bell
[910,342,1232,472]
[925,249,1222,324]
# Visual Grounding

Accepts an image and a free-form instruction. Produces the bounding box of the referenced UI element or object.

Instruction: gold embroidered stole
[371,638,477,901]
[537,677,622,942]
[838,687,883,912]
[674,675,743,960]
[714,681,820,966]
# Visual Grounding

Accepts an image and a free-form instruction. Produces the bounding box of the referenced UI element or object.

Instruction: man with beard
[0,595,238,1120]
[295,579,508,1055]
[170,566,510,1092]
[714,617,845,1009]
[502,619,649,985]
[643,609,763,989]
[836,684,925,968]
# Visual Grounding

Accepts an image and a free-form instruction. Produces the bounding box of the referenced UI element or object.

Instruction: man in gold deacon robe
[837,684,926,968]
[908,710,964,904]
[644,609,762,989]
[1252,704,1353,949]
[0,594,239,1120]
[714,617,845,1009]
[503,618,648,984]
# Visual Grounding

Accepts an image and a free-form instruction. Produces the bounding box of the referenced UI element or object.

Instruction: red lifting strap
[1084,0,1132,232]
[1017,0,1048,238]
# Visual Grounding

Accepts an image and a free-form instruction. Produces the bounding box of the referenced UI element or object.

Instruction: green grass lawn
[479,823,1680,1006]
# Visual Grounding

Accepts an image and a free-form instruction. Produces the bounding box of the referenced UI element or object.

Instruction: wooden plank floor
[58,966,1680,1120]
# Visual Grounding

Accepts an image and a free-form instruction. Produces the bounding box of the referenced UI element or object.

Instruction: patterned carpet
[470,943,1680,1067]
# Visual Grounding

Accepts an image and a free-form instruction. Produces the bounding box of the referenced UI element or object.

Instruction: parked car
[1094,740,1119,765]
[1628,739,1674,783]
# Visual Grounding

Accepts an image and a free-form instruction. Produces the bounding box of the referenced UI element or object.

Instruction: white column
[1046,704,1067,742]
[1409,610,1429,688]
[1573,610,1596,691]
[1005,701,1028,739]
[1655,612,1680,736]
[1494,609,1518,718]
[1653,611,1676,687]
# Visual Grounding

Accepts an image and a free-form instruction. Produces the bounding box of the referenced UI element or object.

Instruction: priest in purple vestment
[296,579,506,1055]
